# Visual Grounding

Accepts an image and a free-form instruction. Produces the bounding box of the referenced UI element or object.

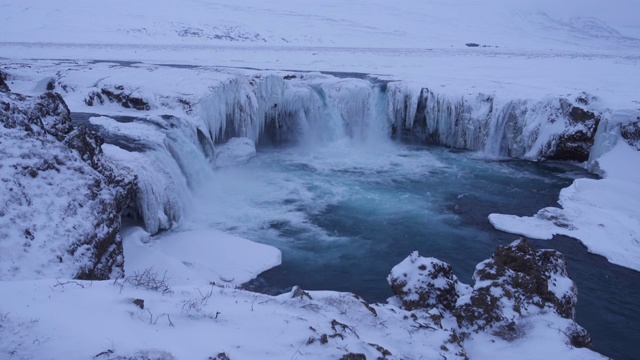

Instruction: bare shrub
[117,267,173,294]
[181,286,220,319]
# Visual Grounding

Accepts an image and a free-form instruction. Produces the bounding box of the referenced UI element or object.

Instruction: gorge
[2,59,639,358]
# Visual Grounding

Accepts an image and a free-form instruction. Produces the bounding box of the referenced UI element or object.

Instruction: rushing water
[191,140,579,296]
[181,138,638,359]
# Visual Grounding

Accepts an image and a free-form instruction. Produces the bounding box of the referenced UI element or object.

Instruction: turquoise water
[193,140,636,360]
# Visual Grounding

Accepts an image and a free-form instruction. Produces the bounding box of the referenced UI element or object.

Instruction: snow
[123,226,281,286]
[1,0,639,108]
[0,273,604,359]
[1,0,640,358]
[464,313,604,360]
[490,137,640,271]
[0,92,122,281]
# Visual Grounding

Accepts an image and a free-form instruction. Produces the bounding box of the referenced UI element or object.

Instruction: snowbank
[490,117,640,271]
[0,240,604,360]
[122,227,281,286]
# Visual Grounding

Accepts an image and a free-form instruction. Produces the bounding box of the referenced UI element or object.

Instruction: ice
[214,137,256,168]
[198,74,390,147]
[102,144,187,234]
[385,88,595,159]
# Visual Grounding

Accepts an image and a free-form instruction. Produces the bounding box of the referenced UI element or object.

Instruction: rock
[1,91,73,140]
[0,70,9,93]
[340,353,366,360]
[291,285,313,300]
[387,251,465,311]
[568,324,593,348]
[621,121,640,150]
[389,239,591,345]
[0,85,135,280]
[85,85,150,111]
[133,299,145,309]
[544,100,600,162]
[210,353,231,360]
[454,239,580,334]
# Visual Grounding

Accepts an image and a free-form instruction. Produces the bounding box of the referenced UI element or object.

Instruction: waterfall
[198,74,392,147]
[384,85,598,160]
[105,74,396,234]
[96,74,601,234]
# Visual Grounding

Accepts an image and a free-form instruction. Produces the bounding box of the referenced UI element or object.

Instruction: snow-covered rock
[85,84,151,111]
[0,86,134,280]
[388,239,591,348]
[455,239,589,346]
[388,251,468,311]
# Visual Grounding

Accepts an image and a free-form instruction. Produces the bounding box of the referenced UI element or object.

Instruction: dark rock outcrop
[0,70,9,93]
[454,239,579,328]
[544,100,601,162]
[339,353,366,360]
[1,84,135,280]
[85,85,150,111]
[621,120,640,150]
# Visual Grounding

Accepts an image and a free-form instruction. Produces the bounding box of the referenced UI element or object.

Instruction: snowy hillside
[1,0,640,359]
[2,0,639,50]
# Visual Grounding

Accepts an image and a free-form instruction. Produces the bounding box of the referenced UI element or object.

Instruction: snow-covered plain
[2,0,640,359]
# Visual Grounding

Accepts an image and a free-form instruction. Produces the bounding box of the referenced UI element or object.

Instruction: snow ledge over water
[490,114,640,271]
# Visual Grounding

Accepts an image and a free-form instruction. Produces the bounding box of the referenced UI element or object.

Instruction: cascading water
[82,71,634,359]
[100,72,602,236]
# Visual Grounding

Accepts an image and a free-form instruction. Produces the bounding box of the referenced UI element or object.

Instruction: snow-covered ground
[0,241,605,360]
[1,0,640,108]
[123,226,281,287]
[2,0,640,358]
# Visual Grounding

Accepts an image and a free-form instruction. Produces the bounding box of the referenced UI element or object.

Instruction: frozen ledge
[122,226,282,286]
[489,139,640,272]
